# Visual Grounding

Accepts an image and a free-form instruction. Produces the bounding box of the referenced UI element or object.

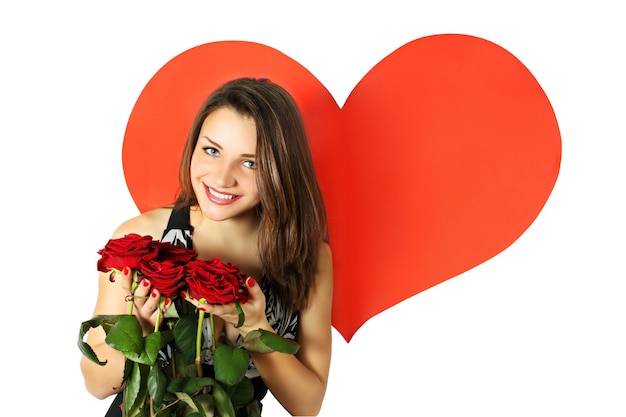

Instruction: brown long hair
[174,77,328,312]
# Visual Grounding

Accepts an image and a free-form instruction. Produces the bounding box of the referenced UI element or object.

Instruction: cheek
[189,156,206,194]
[246,174,260,199]
[189,152,208,179]
[189,152,200,175]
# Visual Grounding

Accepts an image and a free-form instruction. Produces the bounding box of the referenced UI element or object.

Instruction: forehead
[199,107,257,145]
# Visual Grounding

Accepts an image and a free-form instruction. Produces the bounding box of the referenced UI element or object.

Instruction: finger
[142,288,161,314]
[207,303,245,329]
[244,277,264,303]
[132,278,152,307]
[197,302,230,316]
[241,277,265,311]
[118,266,135,293]
[180,290,200,307]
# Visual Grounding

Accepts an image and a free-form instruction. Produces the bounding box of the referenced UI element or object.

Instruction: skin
[80,107,333,416]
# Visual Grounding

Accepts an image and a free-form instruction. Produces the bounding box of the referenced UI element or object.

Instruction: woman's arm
[79,268,130,399]
[80,210,170,399]
[248,243,334,416]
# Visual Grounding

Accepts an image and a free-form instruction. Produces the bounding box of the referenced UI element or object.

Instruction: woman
[80,77,333,416]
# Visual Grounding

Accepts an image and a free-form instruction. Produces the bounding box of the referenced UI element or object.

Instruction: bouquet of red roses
[78,233,299,417]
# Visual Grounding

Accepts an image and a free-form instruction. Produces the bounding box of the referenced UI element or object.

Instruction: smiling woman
[80,77,333,417]
[191,107,260,220]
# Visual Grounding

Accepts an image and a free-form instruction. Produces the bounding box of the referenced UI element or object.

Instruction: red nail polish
[142,279,150,287]
[151,290,157,298]
[246,277,255,288]
[197,306,206,312]
[180,292,186,298]
[123,267,130,275]
[164,298,171,306]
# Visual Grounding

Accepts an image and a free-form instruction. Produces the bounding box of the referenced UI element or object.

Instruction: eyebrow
[201,136,256,159]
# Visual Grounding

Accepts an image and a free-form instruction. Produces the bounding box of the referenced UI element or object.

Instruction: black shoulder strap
[165,206,192,232]
[161,206,194,250]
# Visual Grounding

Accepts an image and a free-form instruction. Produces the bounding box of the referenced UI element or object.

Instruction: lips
[206,185,240,205]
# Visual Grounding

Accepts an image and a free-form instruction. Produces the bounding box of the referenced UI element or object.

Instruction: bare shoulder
[111,207,174,240]
[313,242,333,293]
[317,242,333,276]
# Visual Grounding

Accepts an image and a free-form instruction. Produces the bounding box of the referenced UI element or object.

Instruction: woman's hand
[118,267,172,335]
[180,277,270,336]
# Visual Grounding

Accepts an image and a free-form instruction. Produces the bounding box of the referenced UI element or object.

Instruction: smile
[206,186,240,204]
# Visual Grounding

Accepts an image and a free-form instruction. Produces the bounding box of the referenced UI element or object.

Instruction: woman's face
[190,106,260,222]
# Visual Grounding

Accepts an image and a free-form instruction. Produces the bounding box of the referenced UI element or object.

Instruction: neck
[188,206,261,274]
[190,206,258,238]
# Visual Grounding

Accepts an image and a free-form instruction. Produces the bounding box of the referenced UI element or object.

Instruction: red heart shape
[122,35,561,342]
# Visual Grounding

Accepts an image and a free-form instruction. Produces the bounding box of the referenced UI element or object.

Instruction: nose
[214,160,236,188]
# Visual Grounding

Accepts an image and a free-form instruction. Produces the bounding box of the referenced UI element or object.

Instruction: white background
[1,1,624,416]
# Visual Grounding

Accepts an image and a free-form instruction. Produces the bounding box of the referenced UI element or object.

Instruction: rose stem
[127,270,139,315]
[195,299,207,377]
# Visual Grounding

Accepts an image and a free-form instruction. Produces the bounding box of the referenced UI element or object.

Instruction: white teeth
[209,187,235,200]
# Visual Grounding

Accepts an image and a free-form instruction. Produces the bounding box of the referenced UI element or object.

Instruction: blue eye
[243,160,257,169]
[203,147,219,156]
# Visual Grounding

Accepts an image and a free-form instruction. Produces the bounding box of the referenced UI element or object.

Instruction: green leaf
[148,365,167,407]
[174,391,199,412]
[174,313,199,363]
[174,351,199,378]
[222,377,254,408]
[154,404,177,417]
[125,362,149,417]
[105,315,144,357]
[167,377,216,395]
[144,332,162,364]
[242,329,300,354]
[234,301,245,328]
[213,344,250,386]
[174,391,216,416]
[122,358,134,385]
[77,316,108,365]
[93,314,125,333]
[77,315,138,365]
[193,393,216,416]
[213,382,236,417]
[125,331,161,365]
[259,330,300,354]
[244,400,262,417]
[240,330,271,353]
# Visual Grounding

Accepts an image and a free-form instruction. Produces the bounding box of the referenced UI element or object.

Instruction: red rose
[156,241,198,265]
[139,259,187,298]
[97,234,159,273]
[185,258,249,305]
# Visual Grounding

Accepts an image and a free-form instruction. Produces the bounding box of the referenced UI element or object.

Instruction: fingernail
[246,277,255,288]
[142,279,150,287]
[164,298,171,306]
[180,292,187,299]
[151,290,157,298]
[197,306,206,312]
[123,267,130,275]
